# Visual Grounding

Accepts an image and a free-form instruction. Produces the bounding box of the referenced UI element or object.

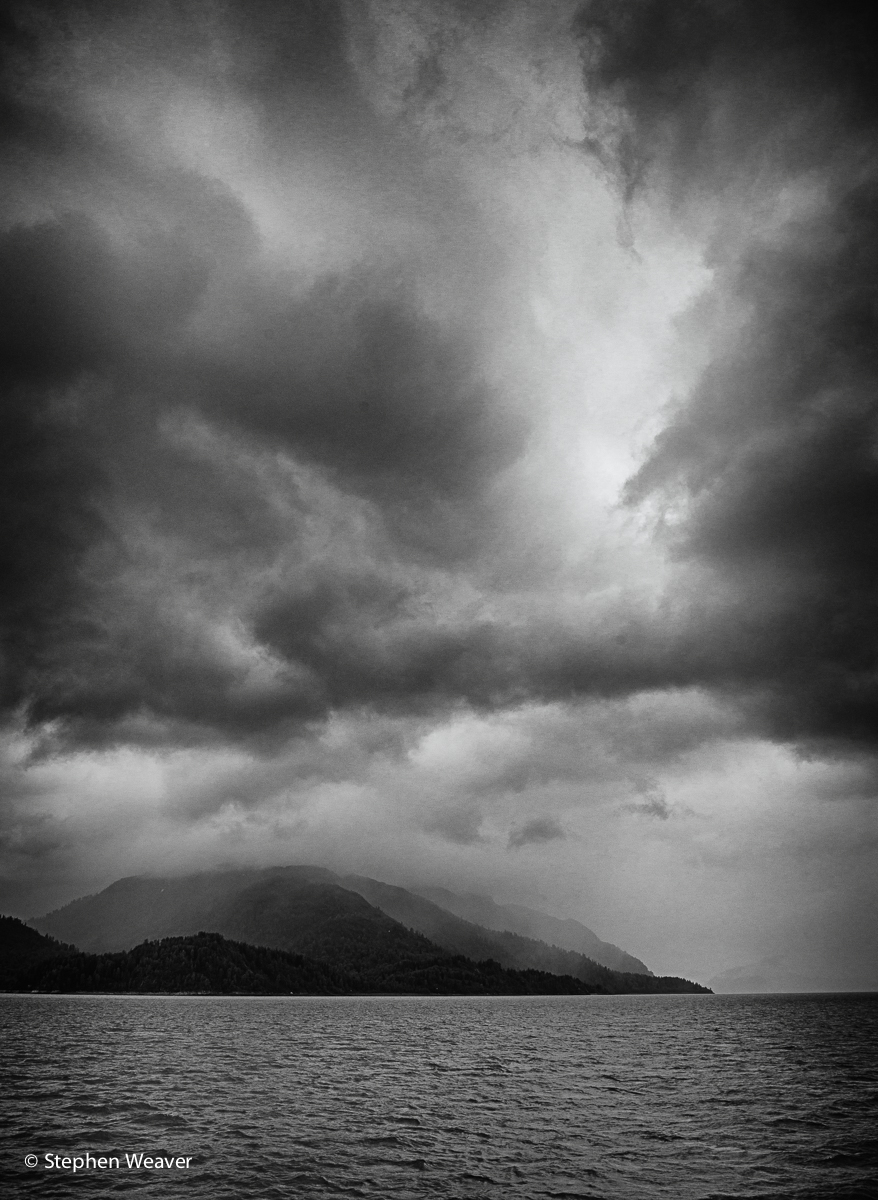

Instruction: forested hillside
[13,930,602,995]
[29,866,711,994]
[0,915,74,989]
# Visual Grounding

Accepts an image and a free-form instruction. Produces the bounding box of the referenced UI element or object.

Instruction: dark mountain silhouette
[31,866,710,993]
[32,868,452,985]
[0,915,75,989]
[11,931,600,996]
[16,932,346,994]
[415,885,651,975]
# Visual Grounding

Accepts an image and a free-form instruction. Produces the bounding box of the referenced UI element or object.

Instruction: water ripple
[2,993,876,1199]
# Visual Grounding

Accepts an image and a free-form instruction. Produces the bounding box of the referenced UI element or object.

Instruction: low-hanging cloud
[508,815,566,849]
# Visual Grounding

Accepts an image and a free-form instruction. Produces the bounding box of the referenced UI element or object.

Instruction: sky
[2,0,877,991]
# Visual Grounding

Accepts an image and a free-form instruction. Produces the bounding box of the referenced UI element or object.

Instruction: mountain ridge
[30,865,710,994]
[342,874,654,990]
[7,930,600,996]
[414,885,652,975]
[0,915,75,989]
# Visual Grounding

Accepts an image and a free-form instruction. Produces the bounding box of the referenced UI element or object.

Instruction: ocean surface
[1,992,876,1199]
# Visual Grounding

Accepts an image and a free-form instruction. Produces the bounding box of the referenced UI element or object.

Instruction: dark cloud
[0,214,207,384]
[251,605,695,724]
[577,0,878,757]
[0,3,528,746]
[0,210,211,735]
[3,0,877,782]
[0,393,102,714]
[576,0,878,192]
[425,805,486,846]
[508,816,565,849]
[627,187,878,749]
[623,780,671,820]
[189,274,525,543]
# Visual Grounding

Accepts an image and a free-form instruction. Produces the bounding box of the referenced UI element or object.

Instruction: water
[2,992,876,1199]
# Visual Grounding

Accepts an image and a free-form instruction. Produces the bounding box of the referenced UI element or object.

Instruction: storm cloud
[2,0,877,988]
[579,0,878,755]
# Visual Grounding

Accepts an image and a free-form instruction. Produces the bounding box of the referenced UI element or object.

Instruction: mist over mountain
[344,874,653,988]
[33,868,439,978]
[415,886,651,975]
[31,865,709,994]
